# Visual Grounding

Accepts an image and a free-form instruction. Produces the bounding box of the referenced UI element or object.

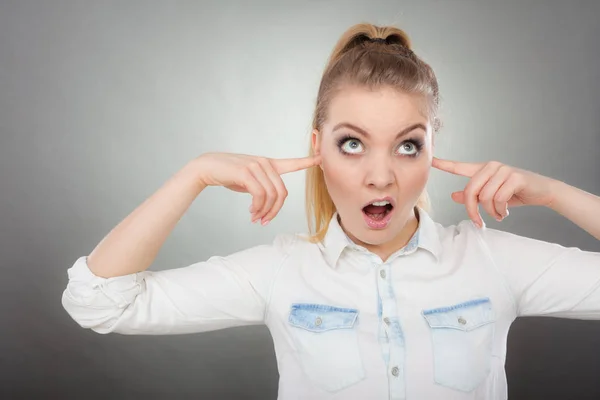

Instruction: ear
[311,129,320,153]
[311,129,324,170]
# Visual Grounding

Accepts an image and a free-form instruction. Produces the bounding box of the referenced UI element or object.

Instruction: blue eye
[398,141,417,155]
[338,137,364,154]
[336,135,424,157]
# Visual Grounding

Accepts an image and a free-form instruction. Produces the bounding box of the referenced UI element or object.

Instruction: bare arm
[432,157,600,240]
[62,152,319,333]
[85,153,320,279]
[548,179,600,241]
[87,159,207,278]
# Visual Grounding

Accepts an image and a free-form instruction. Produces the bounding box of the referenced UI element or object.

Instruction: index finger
[273,155,322,175]
[432,157,483,178]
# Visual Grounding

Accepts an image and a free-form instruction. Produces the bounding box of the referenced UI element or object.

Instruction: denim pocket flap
[288,303,359,332]
[422,297,494,331]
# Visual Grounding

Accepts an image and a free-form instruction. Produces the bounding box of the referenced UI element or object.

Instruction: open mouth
[362,202,394,220]
[362,198,395,229]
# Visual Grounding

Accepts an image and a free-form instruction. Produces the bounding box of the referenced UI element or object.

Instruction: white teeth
[371,200,390,206]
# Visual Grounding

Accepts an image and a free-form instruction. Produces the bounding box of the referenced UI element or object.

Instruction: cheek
[397,161,430,191]
[323,159,357,192]
[411,159,430,180]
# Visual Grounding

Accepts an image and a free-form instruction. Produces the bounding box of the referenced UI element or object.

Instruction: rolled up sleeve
[477,227,600,319]
[61,234,296,335]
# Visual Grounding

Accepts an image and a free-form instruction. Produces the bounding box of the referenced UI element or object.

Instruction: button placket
[379,263,407,399]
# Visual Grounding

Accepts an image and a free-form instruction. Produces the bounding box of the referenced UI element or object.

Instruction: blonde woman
[62,23,600,399]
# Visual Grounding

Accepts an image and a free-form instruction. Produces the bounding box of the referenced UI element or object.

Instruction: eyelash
[336,135,424,157]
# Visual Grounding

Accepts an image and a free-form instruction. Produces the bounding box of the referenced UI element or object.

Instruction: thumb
[451,191,466,204]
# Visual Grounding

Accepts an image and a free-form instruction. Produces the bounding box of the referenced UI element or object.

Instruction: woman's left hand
[432,157,559,228]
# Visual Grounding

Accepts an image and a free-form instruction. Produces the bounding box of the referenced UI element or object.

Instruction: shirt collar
[319,206,442,269]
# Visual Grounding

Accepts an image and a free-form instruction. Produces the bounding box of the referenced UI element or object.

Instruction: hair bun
[365,34,412,51]
[379,31,411,49]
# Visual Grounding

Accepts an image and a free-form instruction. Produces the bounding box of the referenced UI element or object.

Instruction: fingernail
[261,219,269,226]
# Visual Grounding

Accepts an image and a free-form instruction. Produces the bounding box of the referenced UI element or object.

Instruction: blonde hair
[305,23,440,243]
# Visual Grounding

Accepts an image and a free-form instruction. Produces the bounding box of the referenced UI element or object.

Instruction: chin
[343,213,399,246]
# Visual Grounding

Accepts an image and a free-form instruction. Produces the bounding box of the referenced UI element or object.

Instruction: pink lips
[361,196,395,230]
[362,207,394,229]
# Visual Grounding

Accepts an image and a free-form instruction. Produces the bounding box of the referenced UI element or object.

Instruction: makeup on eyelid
[335,135,425,157]
[315,86,431,256]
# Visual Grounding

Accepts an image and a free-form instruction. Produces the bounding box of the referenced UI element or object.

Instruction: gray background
[1,0,599,398]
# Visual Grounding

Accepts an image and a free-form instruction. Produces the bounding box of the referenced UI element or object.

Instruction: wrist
[546,178,569,213]
[184,157,209,193]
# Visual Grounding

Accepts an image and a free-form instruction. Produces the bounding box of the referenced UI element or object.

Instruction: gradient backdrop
[1,0,599,399]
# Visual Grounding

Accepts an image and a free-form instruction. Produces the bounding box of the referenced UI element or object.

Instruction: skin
[310,85,600,262]
[433,158,600,241]
[312,85,433,261]
[86,84,600,279]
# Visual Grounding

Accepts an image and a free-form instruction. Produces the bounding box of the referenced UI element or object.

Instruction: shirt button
[380,270,386,279]
[391,366,400,377]
[383,317,391,325]
[315,317,322,326]
[458,317,467,325]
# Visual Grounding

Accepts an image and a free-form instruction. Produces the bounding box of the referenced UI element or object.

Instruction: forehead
[325,85,428,132]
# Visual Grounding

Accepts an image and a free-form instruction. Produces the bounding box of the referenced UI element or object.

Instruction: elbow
[61,256,146,334]
[61,286,132,334]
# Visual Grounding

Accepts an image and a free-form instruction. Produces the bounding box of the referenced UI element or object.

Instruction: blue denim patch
[422,297,491,315]
[422,297,493,331]
[422,297,496,392]
[288,303,359,332]
[286,303,365,391]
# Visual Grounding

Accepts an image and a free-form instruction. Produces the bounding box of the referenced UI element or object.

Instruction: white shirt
[61,207,600,400]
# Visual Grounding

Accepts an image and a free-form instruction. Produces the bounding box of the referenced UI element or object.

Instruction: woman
[62,23,600,399]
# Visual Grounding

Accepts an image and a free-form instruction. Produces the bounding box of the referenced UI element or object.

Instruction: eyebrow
[332,122,426,140]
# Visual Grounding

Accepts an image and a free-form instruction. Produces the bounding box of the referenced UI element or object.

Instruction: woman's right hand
[195,152,321,225]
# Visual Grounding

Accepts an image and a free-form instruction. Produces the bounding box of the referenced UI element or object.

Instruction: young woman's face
[313,85,433,248]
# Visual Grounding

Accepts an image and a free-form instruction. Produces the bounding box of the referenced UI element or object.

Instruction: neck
[344,207,420,262]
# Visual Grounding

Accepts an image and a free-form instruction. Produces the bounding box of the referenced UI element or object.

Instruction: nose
[365,156,395,189]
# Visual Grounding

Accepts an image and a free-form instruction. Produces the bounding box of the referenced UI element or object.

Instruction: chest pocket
[422,297,496,392]
[287,303,365,392]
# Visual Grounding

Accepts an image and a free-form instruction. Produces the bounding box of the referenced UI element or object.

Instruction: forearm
[87,159,207,278]
[548,179,600,241]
